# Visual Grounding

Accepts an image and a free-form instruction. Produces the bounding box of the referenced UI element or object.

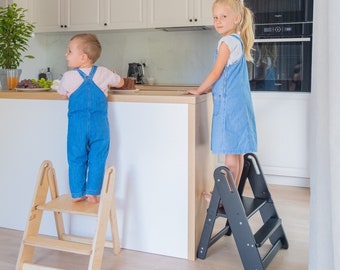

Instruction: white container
[147,77,155,85]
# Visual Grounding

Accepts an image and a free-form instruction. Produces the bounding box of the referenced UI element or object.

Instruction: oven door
[248,37,312,92]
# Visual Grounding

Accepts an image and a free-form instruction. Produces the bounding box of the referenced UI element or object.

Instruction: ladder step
[261,239,283,268]
[254,217,281,247]
[208,224,231,247]
[216,197,267,219]
[242,196,267,218]
[37,194,98,216]
[62,233,116,250]
[23,263,63,270]
[24,236,92,255]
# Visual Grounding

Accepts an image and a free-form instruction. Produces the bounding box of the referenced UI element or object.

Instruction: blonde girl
[189,0,257,199]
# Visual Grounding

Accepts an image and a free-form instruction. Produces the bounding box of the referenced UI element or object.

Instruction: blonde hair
[257,43,277,67]
[71,33,102,63]
[213,0,255,62]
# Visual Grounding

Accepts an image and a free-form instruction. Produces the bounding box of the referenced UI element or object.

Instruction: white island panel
[108,102,190,258]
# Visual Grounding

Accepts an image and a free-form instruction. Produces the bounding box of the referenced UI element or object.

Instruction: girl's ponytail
[239,6,255,62]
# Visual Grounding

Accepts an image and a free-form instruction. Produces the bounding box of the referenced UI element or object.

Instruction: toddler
[58,33,124,203]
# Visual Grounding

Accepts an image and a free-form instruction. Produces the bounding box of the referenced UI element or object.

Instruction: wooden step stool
[16,160,120,270]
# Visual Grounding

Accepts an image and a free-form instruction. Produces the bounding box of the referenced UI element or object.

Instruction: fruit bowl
[16,78,53,89]
[15,87,50,92]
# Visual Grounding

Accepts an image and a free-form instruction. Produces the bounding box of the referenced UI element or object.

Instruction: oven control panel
[255,23,313,37]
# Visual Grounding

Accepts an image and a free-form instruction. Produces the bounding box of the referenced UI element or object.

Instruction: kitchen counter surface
[0,85,204,104]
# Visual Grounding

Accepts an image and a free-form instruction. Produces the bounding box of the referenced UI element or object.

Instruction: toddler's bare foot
[87,195,99,204]
[72,196,87,203]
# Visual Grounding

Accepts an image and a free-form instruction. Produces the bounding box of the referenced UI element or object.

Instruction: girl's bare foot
[72,196,87,203]
[202,191,212,203]
[202,191,224,208]
[87,195,99,204]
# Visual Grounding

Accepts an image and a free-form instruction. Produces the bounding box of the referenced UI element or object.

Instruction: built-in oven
[245,0,313,92]
[248,34,312,92]
[244,0,313,24]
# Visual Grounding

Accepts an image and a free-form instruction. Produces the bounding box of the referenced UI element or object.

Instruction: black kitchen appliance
[244,0,313,25]
[245,0,313,92]
[127,63,144,84]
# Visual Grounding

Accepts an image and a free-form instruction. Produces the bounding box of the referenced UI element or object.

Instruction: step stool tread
[24,235,92,255]
[37,194,98,216]
[254,217,282,247]
[216,196,267,218]
[241,196,267,218]
[23,262,63,270]
[262,238,283,268]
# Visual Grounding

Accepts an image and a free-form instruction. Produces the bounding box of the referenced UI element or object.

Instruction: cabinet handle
[64,25,67,28]
[104,23,107,26]
[189,19,193,22]
[194,18,197,22]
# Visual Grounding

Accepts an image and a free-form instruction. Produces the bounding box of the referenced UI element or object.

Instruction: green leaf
[0,3,35,69]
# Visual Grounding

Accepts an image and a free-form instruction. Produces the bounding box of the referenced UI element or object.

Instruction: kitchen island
[0,87,214,260]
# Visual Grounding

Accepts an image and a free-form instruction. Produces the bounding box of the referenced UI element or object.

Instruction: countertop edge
[0,89,208,104]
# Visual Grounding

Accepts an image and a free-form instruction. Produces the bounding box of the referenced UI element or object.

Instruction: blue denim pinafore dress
[211,34,257,154]
[67,66,110,198]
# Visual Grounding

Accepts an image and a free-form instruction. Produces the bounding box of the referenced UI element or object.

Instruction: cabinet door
[28,0,65,33]
[148,0,193,28]
[102,0,147,29]
[194,0,214,26]
[66,0,103,31]
[148,0,213,28]
[29,0,103,33]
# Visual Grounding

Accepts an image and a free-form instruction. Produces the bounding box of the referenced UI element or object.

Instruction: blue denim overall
[67,66,110,198]
[211,34,257,154]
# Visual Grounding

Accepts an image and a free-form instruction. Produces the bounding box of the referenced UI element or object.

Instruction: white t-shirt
[218,35,243,66]
[58,66,121,97]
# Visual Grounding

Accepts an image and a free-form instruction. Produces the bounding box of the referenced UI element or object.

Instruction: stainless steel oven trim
[254,37,311,43]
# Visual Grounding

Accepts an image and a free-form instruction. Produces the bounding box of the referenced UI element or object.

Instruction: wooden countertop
[0,85,206,104]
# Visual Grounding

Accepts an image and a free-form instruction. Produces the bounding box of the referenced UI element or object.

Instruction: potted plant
[0,3,35,89]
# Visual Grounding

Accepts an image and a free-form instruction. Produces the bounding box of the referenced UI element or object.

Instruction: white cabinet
[28,0,213,32]
[29,0,147,32]
[28,0,62,32]
[148,0,214,28]
[66,0,102,31]
[102,0,147,30]
[29,0,103,33]
[194,0,215,26]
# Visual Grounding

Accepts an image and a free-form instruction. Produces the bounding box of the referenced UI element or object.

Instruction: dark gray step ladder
[197,153,288,269]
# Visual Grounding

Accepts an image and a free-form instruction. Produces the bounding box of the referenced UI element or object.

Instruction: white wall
[20,29,220,84]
